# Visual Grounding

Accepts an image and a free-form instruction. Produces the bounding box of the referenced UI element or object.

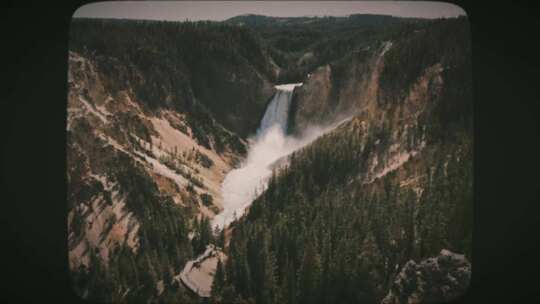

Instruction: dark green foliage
[379,17,471,107]
[68,132,196,302]
[212,258,226,301]
[196,150,214,168]
[68,14,471,304]
[191,216,215,255]
[189,177,205,190]
[223,131,472,303]
[110,154,193,301]
[215,227,226,249]
[297,240,321,304]
[70,18,274,139]
[186,183,195,194]
[221,17,472,303]
[158,152,206,190]
[185,101,215,149]
[227,14,427,84]
[184,100,248,155]
[115,112,155,143]
[200,193,214,207]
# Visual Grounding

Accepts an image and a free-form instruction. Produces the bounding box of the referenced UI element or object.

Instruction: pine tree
[237,257,252,299]
[212,258,225,301]
[261,248,278,304]
[216,227,226,249]
[297,241,321,304]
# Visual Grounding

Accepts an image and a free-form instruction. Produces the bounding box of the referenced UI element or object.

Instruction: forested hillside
[226,14,428,83]
[68,14,471,304]
[70,18,276,139]
[67,18,283,303]
[216,17,472,304]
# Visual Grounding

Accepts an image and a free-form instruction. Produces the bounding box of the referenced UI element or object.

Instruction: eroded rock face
[67,50,248,301]
[289,42,390,134]
[381,249,471,304]
[70,18,277,139]
[221,17,472,304]
[290,64,333,132]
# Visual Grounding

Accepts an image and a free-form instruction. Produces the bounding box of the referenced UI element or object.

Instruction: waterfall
[211,81,350,230]
[212,83,301,230]
[181,84,304,295]
[257,83,301,137]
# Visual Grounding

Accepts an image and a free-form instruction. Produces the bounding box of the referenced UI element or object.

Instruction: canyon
[67,15,472,304]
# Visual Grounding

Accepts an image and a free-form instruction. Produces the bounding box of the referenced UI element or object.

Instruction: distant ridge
[225,13,425,27]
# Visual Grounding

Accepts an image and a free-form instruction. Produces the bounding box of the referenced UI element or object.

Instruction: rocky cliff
[67,14,472,304]
[381,249,471,304]
[70,18,277,139]
[222,16,472,304]
[289,17,471,137]
[67,18,283,301]
[67,49,241,302]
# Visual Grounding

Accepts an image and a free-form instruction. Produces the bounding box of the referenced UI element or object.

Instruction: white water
[212,83,347,230]
[258,85,295,135]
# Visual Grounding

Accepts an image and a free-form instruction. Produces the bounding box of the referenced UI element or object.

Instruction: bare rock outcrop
[381,249,471,304]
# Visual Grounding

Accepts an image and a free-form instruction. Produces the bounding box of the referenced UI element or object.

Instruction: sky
[73,1,466,21]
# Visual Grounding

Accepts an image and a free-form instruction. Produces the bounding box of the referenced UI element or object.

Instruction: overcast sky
[73,1,466,21]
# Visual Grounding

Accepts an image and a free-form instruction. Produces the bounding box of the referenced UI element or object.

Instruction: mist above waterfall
[212,83,348,230]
